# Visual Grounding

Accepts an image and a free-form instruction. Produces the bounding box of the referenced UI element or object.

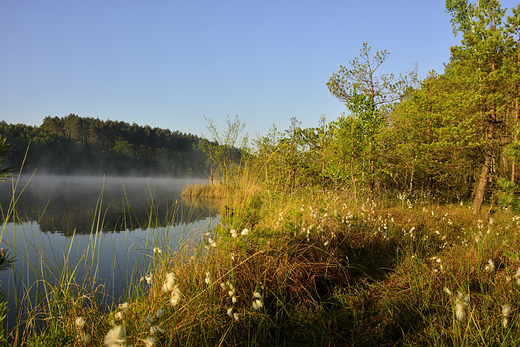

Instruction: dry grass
[15,179,520,346]
[181,182,229,198]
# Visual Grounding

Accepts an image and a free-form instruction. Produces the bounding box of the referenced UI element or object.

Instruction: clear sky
[1,0,518,140]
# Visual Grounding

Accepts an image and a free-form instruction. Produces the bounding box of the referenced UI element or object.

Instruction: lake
[0,174,219,332]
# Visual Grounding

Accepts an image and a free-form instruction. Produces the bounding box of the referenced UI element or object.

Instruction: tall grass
[3,161,520,345]
[181,182,228,198]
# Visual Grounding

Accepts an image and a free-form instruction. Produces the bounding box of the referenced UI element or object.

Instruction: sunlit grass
[3,165,520,345]
[181,182,228,198]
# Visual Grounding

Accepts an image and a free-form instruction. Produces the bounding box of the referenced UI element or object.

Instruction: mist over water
[0,173,219,332]
[0,174,215,234]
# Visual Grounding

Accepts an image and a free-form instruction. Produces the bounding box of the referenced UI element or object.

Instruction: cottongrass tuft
[224,281,238,303]
[230,229,238,238]
[484,258,495,272]
[502,304,512,328]
[514,267,520,286]
[104,325,126,347]
[170,285,181,307]
[141,274,153,284]
[153,247,162,254]
[455,291,469,322]
[144,336,157,346]
[252,299,263,310]
[75,316,91,344]
[162,272,176,292]
[149,325,165,335]
[81,332,92,344]
[75,316,85,329]
[208,237,217,248]
[205,271,211,285]
[241,228,249,236]
[252,291,263,310]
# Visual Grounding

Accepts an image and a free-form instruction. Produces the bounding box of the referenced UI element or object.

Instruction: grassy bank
[4,176,520,346]
[181,182,228,198]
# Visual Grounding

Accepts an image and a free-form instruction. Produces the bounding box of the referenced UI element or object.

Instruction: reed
[181,182,228,198]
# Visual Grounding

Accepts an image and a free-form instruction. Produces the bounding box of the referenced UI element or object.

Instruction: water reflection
[0,174,219,235]
[0,174,220,337]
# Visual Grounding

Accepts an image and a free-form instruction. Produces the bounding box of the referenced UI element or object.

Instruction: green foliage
[325,92,387,197]
[496,177,520,211]
[0,135,14,181]
[327,42,417,116]
[202,115,245,183]
[25,328,74,347]
[0,115,212,176]
[388,72,479,196]
[325,43,417,196]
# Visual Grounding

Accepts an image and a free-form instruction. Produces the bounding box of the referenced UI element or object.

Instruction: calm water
[0,174,219,331]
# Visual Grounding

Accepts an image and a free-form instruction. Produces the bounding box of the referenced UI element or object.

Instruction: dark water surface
[0,174,219,333]
[0,174,217,234]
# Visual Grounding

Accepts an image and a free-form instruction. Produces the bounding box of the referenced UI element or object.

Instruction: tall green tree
[326,43,416,193]
[446,0,513,212]
[388,72,479,197]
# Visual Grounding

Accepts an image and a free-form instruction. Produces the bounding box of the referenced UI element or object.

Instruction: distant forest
[0,114,214,177]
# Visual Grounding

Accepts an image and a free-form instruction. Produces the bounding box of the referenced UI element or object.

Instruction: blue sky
[1,0,518,140]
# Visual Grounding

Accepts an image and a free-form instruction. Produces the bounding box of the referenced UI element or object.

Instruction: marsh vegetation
[2,1,520,346]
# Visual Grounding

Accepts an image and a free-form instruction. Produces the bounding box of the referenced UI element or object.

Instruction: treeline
[0,114,214,177]
[213,1,520,213]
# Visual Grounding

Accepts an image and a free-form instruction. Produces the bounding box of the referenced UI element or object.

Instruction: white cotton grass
[162,272,176,292]
[114,302,129,320]
[252,291,263,310]
[80,332,92,344]
[454,291,469,322]
[159,271,182,306]
[514,267,520,286]
[149,325,165,335]
[221,281,239,319]
[75,316,85,329]
[170,285,181,306]
[484,258,495,272]
[230,229,238,238]
[144,336,157,346]
[75,316,91,344]
[502,304,512,328]
[444,287,469,322]
[208,237,217,248]
[205,271,211,285]
[153,247,162,254]
[140,273,153,284]
[223,281,238,303]
[104,325,126,347]
[241,228,249,236]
